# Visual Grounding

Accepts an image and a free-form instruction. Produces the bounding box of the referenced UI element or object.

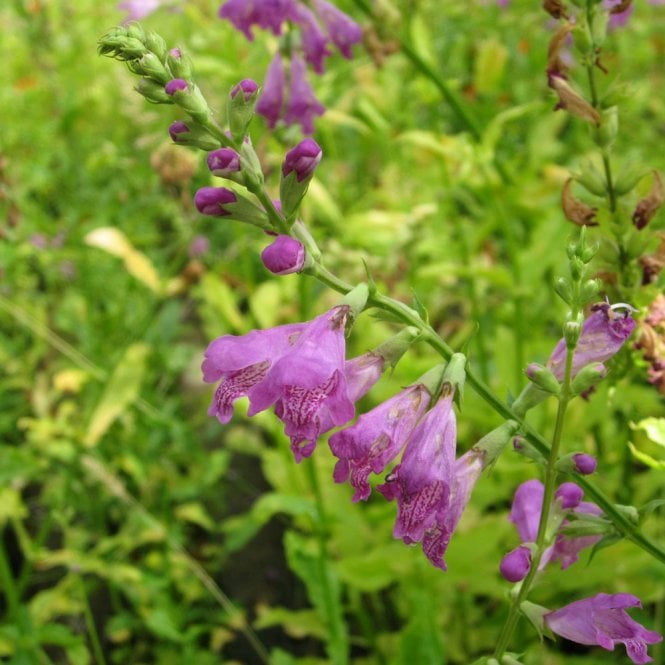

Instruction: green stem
[79,577,108,665]
[0,541,20,619]
[494,345,575,660]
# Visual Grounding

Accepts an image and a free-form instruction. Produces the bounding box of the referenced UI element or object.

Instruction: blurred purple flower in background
[118,0,160,23]
[218,0,362,132]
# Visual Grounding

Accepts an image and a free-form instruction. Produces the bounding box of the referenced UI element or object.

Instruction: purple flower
[330,384,431,501]
[547,302,636,381]
[573,452,598,475]
[219,0,297,40]
[378,394,457,569]
[261,235,306,275]
[604,0,635,29]
[545,593,662,664]
[194,187,238,216]
[231,78,260,101]
[292,3,331,74]
[500,545,531,582]
[165,78,188,95]
[118,0,160,23]
[247,306,354,461]
[256,53,286,129]
[508,479,603,570]
[207,148,241,177]
[188,235,210,258]
[284,55,325,134]
[202,322,307,423]
[312,0,363,59]
[282,139,323,182]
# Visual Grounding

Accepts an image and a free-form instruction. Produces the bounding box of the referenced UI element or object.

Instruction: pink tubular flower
[261,235,306,275]
[292,3,331,74]
[547,302,636,380]
[545,594,662,664]
[256,53,286,129]
[247,306,354,461]
[329,383,431,501]
[284,55,325,134]
[202,322,307,423]
[311,0,363,59]
[219,0,297,39]
[378,394,457,569]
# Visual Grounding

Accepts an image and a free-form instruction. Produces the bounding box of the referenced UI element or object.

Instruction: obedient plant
[99,0,664,661]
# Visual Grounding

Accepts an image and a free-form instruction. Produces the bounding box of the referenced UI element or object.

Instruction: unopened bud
[144,31,167,60]
[572,452,598,474]
[632,170,664,231]
[228,79,260,139]
[574,164,606,198]
[165,78,189,95]
[260,235,306,275]
[138,52,170,83]
[570,362,607,394]
[207,148,242,179]
[441,353,467,402]
[473,420,520,466]
[554,277,573,305]
[593,106,619,149]
[168,121,219,150]
[526,363,561,395]
[167,48,192,80]
[136,78,172,103]
[500,546,532,583]
[580,278,600,304]
[512,436,547,464]
[280,139,323,219]
[555,481,583,509]
[194,187,237,217]
[563,319,582,348]
[562,178,598,226]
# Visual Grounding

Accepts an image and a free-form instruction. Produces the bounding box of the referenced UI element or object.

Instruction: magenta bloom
[202,322,307,423]
[219,0,296,39]
[545,594,662,663]
[312,0,363,59]
[292,3,331,74]
[378,394,457,569]
[547,302,636,380]
[284,55,325,134]
[329,384,431,501]
[247,306,354,461]
[261,235,306,275]
[256,53,286,129]
[282,139,323,182]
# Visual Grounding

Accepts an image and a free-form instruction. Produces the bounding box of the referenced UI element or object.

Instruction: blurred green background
[2,0,665,663]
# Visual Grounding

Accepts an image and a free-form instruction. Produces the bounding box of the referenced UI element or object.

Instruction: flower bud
[167,48,192,80]
[554,277,573,305]
[500,546,532,583]
[572,453,597,475]
[144,31,167,60]
[138,52,170,83]
[207,148,242,178]
[563,319,582,349]
[136,78,172,103]
[441,352,467,402]
[473,420,519,466]
[165,78,189,95]
[279,139,323,220]
[194,187,237,216]
[228,79,260,139]
[231,79,259,102]
[512,436,547,465]
[168,121,219,150]
[261,235,306,275]
[555,481,583,509]
[570,362,607,395]
[526,363,561,395]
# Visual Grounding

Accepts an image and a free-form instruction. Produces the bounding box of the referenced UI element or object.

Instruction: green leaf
[284,531,348,665]
[84,343,149,446]
[633,417,665,447]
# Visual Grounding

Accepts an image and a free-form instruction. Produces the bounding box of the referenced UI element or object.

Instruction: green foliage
[2,0,665,664]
